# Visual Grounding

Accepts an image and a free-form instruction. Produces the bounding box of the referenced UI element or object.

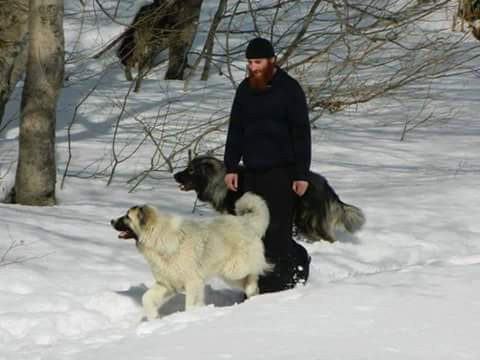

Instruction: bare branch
[0,227,52,267]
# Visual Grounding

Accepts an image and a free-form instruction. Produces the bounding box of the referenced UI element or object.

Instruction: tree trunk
[15,0,64,206]
[0,0,29,126]
[200,0,227,81]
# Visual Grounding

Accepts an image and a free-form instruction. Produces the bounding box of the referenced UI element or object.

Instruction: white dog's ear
[138,205,147,226]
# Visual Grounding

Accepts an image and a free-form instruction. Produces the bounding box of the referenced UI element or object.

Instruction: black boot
[290,240,311,286]
[258,247,311,294]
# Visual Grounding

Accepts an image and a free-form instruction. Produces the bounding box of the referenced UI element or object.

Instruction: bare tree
[0,225,50,267]
[57,0,480,188]
[207,0,479,123]
[199,0,228,80]
[0,0,29,127]
[150,0,480,160]
[14,0,64,205]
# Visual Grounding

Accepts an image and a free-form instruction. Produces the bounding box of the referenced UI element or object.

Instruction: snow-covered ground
[1,1,480,359]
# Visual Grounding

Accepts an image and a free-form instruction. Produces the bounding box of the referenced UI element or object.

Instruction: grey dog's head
[173,155,225,194]
[110,205,153,241]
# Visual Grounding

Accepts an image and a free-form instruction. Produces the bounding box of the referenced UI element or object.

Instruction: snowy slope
[1,1,480,359]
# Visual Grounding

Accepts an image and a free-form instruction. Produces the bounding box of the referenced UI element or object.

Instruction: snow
[1,1,480,359]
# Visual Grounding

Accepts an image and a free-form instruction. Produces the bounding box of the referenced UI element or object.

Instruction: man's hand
[225,173,239,191]
[292,180,309,197]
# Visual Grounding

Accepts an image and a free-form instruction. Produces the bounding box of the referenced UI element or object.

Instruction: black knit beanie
[245,37,275,59]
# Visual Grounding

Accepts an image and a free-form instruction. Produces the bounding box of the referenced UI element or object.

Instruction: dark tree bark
[0,0,29,126]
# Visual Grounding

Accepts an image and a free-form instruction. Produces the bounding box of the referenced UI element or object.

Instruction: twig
[277,0,322,66]
[107,79,137,186]
[61,81,101,189]
[0,227,52,267]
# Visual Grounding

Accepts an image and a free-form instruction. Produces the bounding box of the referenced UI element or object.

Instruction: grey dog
[174,155,366,243]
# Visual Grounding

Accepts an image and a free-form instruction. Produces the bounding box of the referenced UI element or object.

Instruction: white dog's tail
[234,192,270,238]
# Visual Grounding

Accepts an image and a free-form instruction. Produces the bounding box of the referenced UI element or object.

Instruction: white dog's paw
[144,310,160,321]
[245,283,259,298]
[142,301,160,320]
[139,311,162,325]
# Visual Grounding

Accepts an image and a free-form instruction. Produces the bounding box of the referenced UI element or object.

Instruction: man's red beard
[248,61,276,91]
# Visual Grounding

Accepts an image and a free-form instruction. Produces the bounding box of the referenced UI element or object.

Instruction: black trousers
[243,166,310,293]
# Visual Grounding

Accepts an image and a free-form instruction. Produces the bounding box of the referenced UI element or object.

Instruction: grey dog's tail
[234,192,270,238]
[341,202,366,233]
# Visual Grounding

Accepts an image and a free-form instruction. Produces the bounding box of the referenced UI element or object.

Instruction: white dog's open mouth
[118,229,136,240]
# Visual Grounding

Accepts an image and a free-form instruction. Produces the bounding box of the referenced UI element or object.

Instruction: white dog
[111,192,271,320]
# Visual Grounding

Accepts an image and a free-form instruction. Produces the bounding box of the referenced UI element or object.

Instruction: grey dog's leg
[124,66,133,81]
[142,283,172,320]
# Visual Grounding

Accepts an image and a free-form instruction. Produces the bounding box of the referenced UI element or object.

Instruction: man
[224,37,311,293]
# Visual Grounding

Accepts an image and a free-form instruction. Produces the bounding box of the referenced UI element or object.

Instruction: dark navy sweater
[224,67,311,181]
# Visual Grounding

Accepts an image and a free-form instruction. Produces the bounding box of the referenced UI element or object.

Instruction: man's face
[247,57,276,91]
[248,58,275,77]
